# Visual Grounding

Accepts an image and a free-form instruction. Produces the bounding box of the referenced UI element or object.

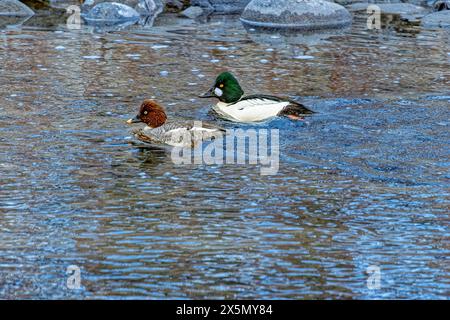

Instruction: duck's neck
[217,101,232,108]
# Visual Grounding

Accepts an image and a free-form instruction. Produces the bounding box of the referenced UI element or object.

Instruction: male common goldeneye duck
[127,99,225,147]
[199,71,314,123]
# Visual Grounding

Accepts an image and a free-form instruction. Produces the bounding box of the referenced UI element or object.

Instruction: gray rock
[422,10,450,27]
[240,0,352,30]
[191,0,250,14]
[348,2,427,15]
[180,6,205,18]
[82,0,163,15]
[83,2,140,24]
[0,0,34,16]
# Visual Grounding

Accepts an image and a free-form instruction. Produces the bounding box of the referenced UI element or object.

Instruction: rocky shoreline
[1,0,449,29]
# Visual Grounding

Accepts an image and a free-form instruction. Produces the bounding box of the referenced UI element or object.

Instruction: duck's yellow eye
[219,84,224,88]
[144,111,148,115]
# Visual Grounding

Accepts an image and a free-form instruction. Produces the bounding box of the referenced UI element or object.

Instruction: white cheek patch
[214,87,223,97]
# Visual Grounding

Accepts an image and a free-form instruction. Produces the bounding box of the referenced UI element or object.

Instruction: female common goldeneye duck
[199,71,314,123]
[127,99,225,147]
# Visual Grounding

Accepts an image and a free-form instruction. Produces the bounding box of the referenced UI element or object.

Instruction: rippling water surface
[0,13,449,299]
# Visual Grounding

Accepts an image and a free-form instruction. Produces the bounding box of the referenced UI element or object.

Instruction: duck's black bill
[127,115,142,124]
[199,87,216,98]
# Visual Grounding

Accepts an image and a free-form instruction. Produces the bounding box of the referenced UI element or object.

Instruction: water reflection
[0,15,33,29]
[244,26,349,48]
[0,13,448,299]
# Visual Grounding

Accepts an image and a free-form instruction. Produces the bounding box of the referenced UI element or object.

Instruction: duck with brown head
[127,100,168,128]
[127,99,225,147]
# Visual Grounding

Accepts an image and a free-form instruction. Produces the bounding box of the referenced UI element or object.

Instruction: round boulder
[0,0,34,29]
[0,0,34,17]
[180,6,205,19]
[82,0,163,16]
[240,0,352,30]
[83,2,140,24]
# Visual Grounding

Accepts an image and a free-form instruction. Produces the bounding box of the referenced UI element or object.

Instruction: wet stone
[0,0,35,16]
[83,2,140,24]
[240,0,352,30]
[81,0,163,15]
[180,6,205,19]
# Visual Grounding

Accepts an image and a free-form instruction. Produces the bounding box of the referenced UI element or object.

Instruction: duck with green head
[199,72,314,122]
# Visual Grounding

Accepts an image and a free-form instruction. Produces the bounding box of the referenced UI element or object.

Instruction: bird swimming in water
[127,99,225,148]
[199,71,314,123]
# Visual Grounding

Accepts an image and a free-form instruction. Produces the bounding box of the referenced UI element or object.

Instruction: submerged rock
[83,2,140,24]
[82,0,163,15]
[180,6,205,18]
[240,0,352,30]
[422,10,450,27]
[0,0,35,16]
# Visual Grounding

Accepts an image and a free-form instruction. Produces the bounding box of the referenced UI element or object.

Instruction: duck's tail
[279,101,314,120]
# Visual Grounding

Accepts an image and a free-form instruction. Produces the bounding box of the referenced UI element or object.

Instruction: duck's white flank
[213,98,289,122]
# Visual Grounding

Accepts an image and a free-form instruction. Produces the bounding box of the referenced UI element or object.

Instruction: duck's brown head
[127,100,167,128]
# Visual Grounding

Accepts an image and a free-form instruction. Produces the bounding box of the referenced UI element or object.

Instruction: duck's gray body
[132,119,225,147]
